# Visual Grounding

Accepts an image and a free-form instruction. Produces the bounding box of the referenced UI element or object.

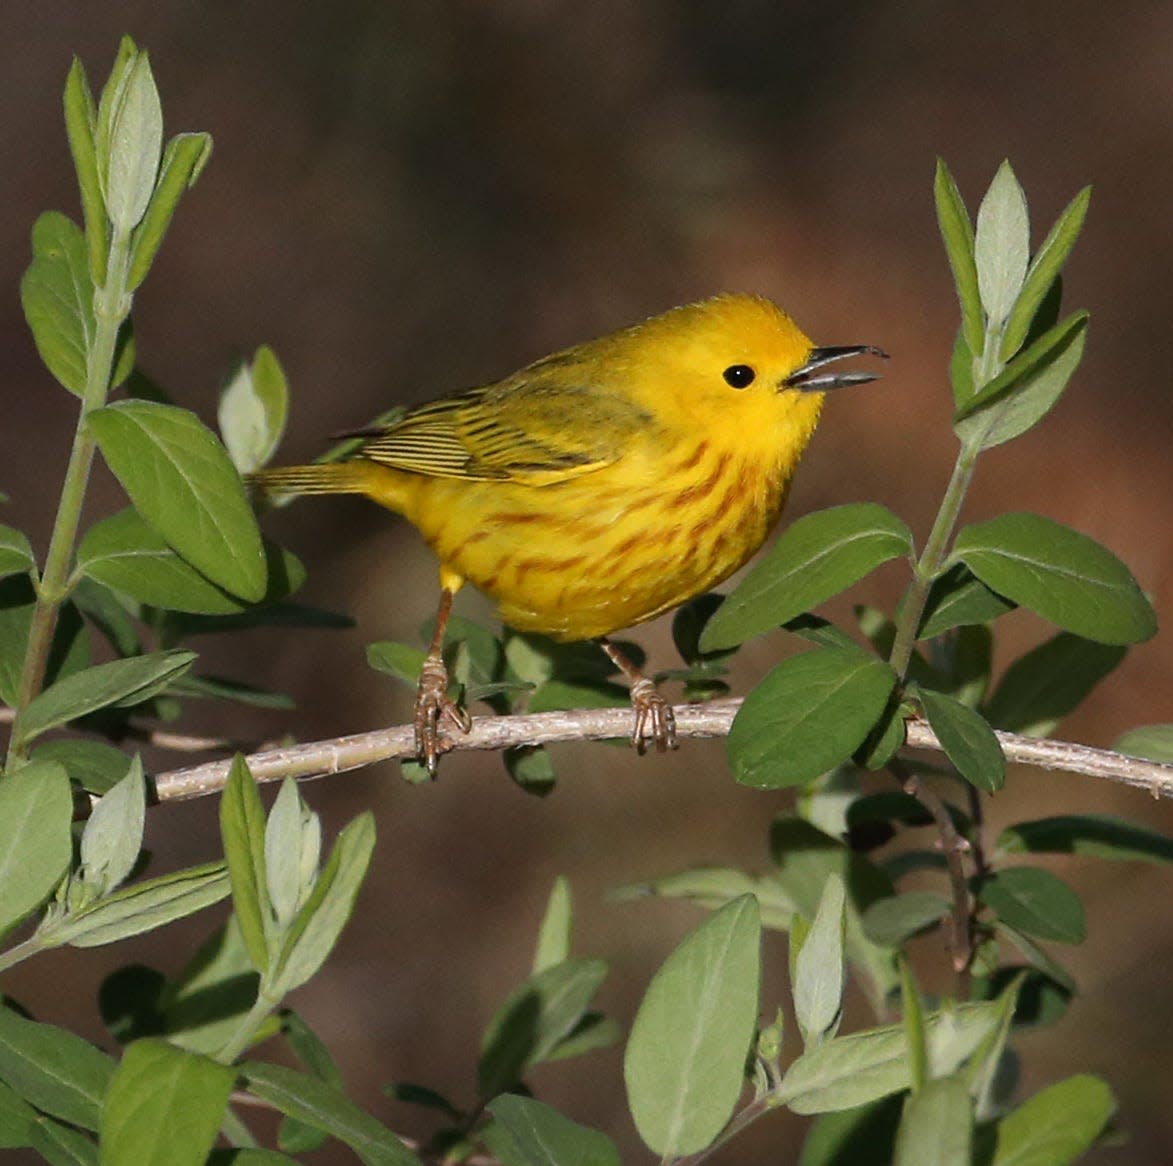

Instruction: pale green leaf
[0,761,73,935]
[975,161,1029,328]
[79,756,145,896]
[19,212,94,396]
[624,895,761,1156]
[533,875,573,974]
[241,1062,422,1166]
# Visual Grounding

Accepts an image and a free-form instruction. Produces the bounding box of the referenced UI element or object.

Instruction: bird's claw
[628,677,676,754]
[414,656,472,776]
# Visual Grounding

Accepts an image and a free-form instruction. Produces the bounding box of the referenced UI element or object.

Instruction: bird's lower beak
[785,345,888,392]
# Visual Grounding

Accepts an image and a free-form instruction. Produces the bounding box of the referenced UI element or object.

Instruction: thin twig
[891,757,973,982]
[148,702,1173,803]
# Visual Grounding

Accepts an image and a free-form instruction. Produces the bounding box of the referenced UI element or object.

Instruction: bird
[250,293,885,773]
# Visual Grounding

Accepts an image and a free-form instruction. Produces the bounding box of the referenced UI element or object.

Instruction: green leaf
[366,641,425,688]
[241,1061,423,1166]
[612,867,797,932]
[533,876,573,974]
[485,1095,621,1166]
[729,648,897,789]
[952,513,1156,645]
[88,400,267,601]
[0,761,73,935]
[63,57,108,285]
[20,212,94,396]
[965,972,1024,1113]
[157,918,258,1055]
[277,1012,342,1153]
[70,577,141,658]
[0,1007,115,1130]
[504,744,557,795]
[794,875,846,1050]
[700,504,912,651]
[101,51,163,232]
[208,1153,297,1166]
[46,862,229,948]
[0,580,90,707]
[0,1076,36,1148]
[778,1002,999,1114]
[30,1116,99,1166]
[931,622,992,708]
[847,791,958,832]
[220,756,272,973]
[281,1011,343,1086]
[443,616,504,686]
[792,872,849,1055]
[265,780,321,931]
[99,1039,234,1166]
[770,818,899,1006]
[478,958,608,1098]
[893,1076,972,1166]
[164,601,352,639]
[528,679,629,715]
[974,160,1029,328]
[270,812,375,995]
[0,526,35,580]
[917,565,1016,639]
[854,698,908,772]
[1001,186,1091,359]
[917,687,1005,792]
[19,651,196,742]
[997,814,1173,864]
[948,326,976,409]
[980,868,1085,944]
[934,159,984,358]
[954,312,1088,450]
[897,959,927,1093]
[862,893,951,947]
[79,508,303,615]
[546,1012,622,1062]
[1113,723,1173,763]
[170,673,295,710]
[79,756,145,896]
[218,346,289,475]
[783,613,860,651]
[31,739,132,796]
[984,632,1125,736]
[992,1074,1115,1166]
[624,895,760,1157]
[797,1097,903,1166]
[994,922,1076,996]
[127,132,213,290]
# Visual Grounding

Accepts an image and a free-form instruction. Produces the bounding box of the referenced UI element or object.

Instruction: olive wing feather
[355,369,652,484]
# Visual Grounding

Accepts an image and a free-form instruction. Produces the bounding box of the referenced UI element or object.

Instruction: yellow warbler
[252,294,885,772]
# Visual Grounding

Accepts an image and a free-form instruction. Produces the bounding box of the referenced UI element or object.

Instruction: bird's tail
[247,462,375,499]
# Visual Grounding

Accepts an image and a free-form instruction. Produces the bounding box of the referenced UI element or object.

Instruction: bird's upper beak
[784,345,888,392]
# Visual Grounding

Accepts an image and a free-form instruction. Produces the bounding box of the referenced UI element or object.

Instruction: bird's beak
[784,345,888,392]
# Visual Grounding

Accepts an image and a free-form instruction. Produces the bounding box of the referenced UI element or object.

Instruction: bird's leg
[415,585,472,775]
[599,638,676,754]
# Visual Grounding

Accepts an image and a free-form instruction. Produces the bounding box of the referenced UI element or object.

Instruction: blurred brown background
[3,3,1172,1162]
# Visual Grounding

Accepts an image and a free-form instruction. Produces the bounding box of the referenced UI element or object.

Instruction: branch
[149,702,1173,803]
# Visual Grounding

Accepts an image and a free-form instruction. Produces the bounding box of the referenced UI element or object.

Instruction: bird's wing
[355,367,652,485]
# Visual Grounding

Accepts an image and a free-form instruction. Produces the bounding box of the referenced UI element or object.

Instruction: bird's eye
[723,364,756,388]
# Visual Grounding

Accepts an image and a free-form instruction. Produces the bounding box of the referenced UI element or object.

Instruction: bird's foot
[414,654,472,776]
[628,676,677,754]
